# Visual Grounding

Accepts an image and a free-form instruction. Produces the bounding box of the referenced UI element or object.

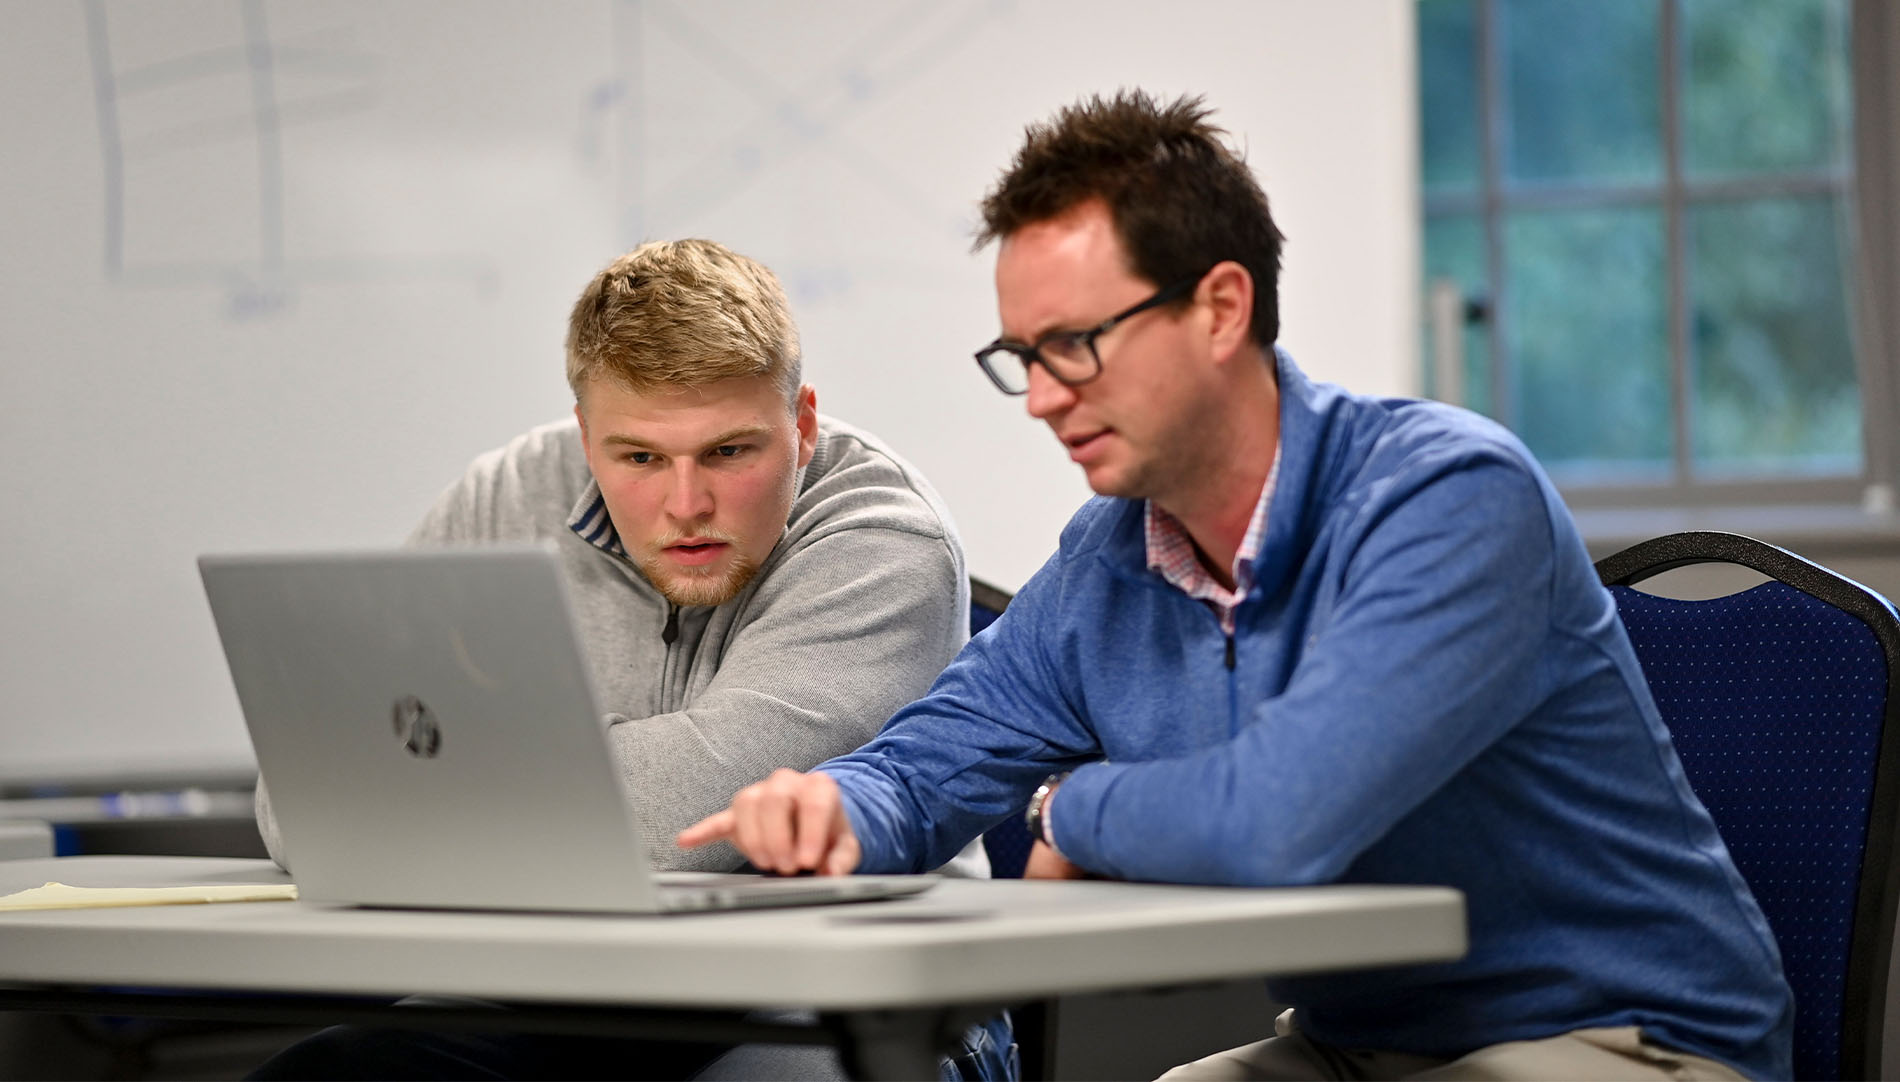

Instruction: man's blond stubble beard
[638,548,764,608]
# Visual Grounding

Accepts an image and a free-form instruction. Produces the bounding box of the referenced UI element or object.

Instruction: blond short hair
[565,239,801,404]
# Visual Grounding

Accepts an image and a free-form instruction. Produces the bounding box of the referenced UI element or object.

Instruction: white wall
[0,0,1418,781]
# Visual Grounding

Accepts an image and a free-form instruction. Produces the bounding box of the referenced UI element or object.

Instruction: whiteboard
[0,0,1418,782]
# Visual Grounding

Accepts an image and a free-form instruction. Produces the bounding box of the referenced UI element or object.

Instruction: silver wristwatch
[1024,772,1071,847]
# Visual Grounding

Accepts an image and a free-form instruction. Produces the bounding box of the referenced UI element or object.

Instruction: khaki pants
[1157,1009,1750,1082]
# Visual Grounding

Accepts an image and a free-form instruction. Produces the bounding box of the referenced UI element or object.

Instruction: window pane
[1690,196,1861,475]
[1507,206,1671,475]
[1424,214,1493,417]
[1420,0,1482,194]
[1683,0,1851,178]
[1503,0,1660,186]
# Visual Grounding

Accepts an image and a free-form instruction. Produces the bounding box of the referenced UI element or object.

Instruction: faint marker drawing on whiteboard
[593,0,1014,307]
[81,0,494,322]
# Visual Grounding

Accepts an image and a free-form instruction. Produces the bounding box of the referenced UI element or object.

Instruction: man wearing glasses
[684,91,1791,1080]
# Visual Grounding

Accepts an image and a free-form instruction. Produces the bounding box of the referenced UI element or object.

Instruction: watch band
[1024,772,1071,848]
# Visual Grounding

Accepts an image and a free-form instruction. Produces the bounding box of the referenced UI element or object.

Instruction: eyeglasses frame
[973,271,1208,396]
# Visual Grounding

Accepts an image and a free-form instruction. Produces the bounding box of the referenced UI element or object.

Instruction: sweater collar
[1248,346,1347,604]
[1097,346,1344,604]
[566,480,627,558]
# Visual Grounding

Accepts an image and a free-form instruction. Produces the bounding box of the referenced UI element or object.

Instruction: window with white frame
[1417,0,1896,511]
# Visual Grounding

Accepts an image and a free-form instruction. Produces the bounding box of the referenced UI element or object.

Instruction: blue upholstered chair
[970,578,1035,881]
[1596,531,1900,1081]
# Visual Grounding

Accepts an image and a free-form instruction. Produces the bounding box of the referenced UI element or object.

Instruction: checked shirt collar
[1143,444,1280,636]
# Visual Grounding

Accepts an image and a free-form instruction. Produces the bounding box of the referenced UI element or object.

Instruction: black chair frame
[970,578,1013,624]
[1596,530,1900,1080]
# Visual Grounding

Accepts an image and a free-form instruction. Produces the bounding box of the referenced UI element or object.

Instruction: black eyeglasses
[973,272,1205,396]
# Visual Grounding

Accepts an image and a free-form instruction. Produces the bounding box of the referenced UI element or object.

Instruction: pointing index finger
[676,809,736,849]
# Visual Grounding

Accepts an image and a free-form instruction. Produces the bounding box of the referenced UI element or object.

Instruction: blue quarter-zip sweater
[823,350,1793,1079]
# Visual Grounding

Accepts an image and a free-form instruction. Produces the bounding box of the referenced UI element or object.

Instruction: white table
[0,857,1467,1078]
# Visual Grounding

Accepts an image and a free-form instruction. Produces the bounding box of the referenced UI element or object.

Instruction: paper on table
[0,881,299,911]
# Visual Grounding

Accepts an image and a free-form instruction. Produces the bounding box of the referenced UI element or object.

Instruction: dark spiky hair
[976,89,1286,346]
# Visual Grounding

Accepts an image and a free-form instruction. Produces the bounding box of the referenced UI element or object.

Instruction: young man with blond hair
[250,239,1011,1080]
[685,93,1793,1080]
[258,237,983,875]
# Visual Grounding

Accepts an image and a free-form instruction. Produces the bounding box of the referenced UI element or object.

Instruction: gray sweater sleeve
[618,524,967,871]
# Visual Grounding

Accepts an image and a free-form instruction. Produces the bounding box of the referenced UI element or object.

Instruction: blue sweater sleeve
[822,530,1103,873]
[1052,456,1558,885]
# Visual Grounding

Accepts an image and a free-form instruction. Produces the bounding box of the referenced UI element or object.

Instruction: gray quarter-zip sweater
[256,413,986,874]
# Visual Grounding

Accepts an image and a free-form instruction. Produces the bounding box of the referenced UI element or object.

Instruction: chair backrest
[970,578,1034,879]
[970,577,1012,638]
[1597,531,1900,1081]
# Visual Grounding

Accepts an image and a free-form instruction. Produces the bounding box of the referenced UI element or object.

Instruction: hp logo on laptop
[391,695,442,758]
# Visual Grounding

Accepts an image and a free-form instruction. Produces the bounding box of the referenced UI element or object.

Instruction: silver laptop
[198,545,936,914]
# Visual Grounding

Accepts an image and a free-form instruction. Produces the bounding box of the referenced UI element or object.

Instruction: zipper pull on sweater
[1224,635,1236,671]
[661,605,680,646]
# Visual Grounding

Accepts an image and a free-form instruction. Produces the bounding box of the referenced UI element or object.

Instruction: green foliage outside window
[1419,0,1860,485]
